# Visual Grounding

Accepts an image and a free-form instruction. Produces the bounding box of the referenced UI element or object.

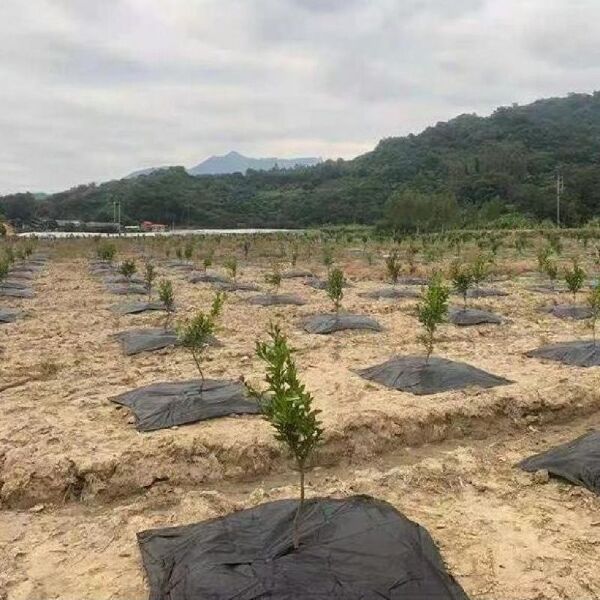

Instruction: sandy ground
[1,243,600,599]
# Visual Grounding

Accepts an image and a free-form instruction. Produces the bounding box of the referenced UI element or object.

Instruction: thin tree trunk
[293,464,305,549]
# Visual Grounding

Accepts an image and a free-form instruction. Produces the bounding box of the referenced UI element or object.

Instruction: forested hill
[3,92,600,230]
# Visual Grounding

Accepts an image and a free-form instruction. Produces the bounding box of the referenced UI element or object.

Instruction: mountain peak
[188,152,322,176]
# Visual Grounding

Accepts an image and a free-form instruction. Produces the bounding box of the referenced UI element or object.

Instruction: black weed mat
[448,307,503,326]
[544,304,592,320]
[112,328,179,355]
[106,283,148,296]
[248,293,306,306]
[0,308,21,323]
[0,287,34,298]
[281,269,314,279]
[518,431,600,495]
[526,340,600,367]
[213,281,260,292]
[466,288,509,298]
[188,272,231,284]
[137,495,469,600]
[356,355,513,395]
[358,287,419,300]
[302,314,383,334]
[110,301,166,315]
[112,379,259,431]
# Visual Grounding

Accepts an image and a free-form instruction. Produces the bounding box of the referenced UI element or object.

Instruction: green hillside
[3,92,600,230]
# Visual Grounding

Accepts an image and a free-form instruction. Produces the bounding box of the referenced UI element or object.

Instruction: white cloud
[0,0,599,193]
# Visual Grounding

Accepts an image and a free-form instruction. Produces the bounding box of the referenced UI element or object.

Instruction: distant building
[141,221,167,232]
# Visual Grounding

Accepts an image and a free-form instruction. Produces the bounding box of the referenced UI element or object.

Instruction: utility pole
[556,170,564,227]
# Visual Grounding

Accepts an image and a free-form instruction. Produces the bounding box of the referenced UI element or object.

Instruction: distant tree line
[3,92,600,230]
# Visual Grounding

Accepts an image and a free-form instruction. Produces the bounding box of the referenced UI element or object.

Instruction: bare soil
[1,250,600,599]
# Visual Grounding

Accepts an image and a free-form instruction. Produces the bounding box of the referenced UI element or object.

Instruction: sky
[1,0,599,194]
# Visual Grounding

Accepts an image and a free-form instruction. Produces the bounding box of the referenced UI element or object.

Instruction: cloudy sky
[1,0,598,194]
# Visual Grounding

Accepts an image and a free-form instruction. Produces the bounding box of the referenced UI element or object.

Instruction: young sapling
[564,260,586,301]
[158,279,175,328]
[543,258,558,291]
[417,275,450,364]
[385,249,402,284]
[118,259,136,284]
[224,257,238,281]
[450,260,473,309]
[265,264,282,294]
[144,262,156,298]
[247,323,324,549]
[177,292,225,389]
[326,267,345,313]
[587,284,600,345]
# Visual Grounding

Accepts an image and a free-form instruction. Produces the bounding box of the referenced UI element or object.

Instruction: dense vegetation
[3,92,600,231]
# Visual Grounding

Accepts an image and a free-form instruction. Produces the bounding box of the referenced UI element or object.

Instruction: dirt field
[1,241,600,599]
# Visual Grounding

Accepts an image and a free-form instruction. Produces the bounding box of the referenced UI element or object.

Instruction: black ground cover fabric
[113,328,220,355]
[0,287,34,298]
[1,280,29,290]
[112,328,180,355]
[305,277,352,290]
[112,379,260,431]
[448,307,503,326]
[518,431,600,495]
[213,281,260,292]
[544,304,592,320]
[0,308,21,323]
[137,495,469,600]
[358,287,419,300]
[281,269,314,279]
[188,272,231,284]
[466,288,509,298]
[110,301,166,315]
[247,293,306,306]
[165,260,196,270]
[302,314,383,334]
[356,355,512,395]
[6,270,34,280]
[527,284,566,294]
[106,283,148,296]
[525,340,600,367]
[103,274,145,285]
[397,276,428,286]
